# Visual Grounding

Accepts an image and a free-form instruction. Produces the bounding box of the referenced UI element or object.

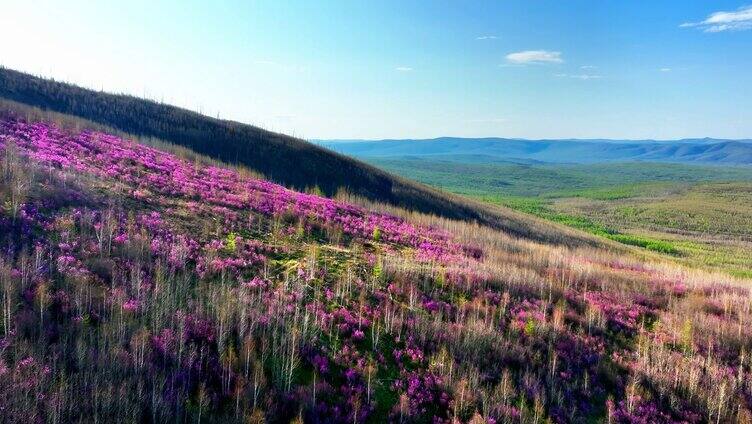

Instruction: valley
[1,93,749,423]
[340,156,752,277]
[3,1,752,423]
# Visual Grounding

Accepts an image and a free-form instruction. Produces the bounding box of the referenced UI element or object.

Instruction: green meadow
[366,158,752,276]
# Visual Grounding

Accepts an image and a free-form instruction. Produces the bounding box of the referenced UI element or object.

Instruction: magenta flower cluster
[0,119,476,265]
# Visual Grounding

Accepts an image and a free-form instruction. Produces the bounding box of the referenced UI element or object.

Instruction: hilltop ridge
[0,67,598,247]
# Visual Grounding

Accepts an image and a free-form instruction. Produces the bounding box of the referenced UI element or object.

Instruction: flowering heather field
[0,118,751,423]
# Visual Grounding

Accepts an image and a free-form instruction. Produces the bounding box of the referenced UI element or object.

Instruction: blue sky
[1,1,751,139]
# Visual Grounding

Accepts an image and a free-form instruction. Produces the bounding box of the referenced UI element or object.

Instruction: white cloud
[580,65,597,70]
[476,35,498,40]
[554,73,602,80]
[505,50,563,64]
[395,66,413,72]
[681,5,752,32]
[660,68,672,72]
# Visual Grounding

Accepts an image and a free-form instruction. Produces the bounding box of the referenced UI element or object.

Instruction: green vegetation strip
[488,196,680,254]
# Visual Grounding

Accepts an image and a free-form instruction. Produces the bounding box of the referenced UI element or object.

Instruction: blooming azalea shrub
[0,117,750,423]
[0,119,470,265]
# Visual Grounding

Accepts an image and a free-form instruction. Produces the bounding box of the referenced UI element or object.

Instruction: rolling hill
[0,67,598,247]
[1,114,751,423]
[316,137,752,165]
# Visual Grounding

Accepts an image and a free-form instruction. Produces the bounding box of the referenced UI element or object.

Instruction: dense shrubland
[0,118,751,423]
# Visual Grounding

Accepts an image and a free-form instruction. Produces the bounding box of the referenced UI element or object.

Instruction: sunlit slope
[0,67,600,248]
[1,117,750,423]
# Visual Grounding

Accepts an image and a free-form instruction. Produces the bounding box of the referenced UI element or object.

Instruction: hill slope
[316,137,752,164]
[1,117,750,423]
[0,67,596,247]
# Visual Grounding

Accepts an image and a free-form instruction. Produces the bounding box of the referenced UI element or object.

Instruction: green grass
[670,239,752,278]
[362,157,751,274]
[604,182,752,236]
[487,196,680,255]
[606,234,679,254]
[546,182,679,200]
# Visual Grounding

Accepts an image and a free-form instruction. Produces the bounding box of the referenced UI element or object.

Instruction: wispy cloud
[505,50,563,65]
[254,60,307,72]
[476,35,498,40]
[554,73,602,80]
[681,5,752,32]
[395,66,413,72]
[660,68,672,72]
[580,65,597,70]
[465,117,507,124]
[254,60,278,66]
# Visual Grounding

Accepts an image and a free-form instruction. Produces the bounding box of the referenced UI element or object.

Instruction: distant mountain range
[315,137,752,165]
